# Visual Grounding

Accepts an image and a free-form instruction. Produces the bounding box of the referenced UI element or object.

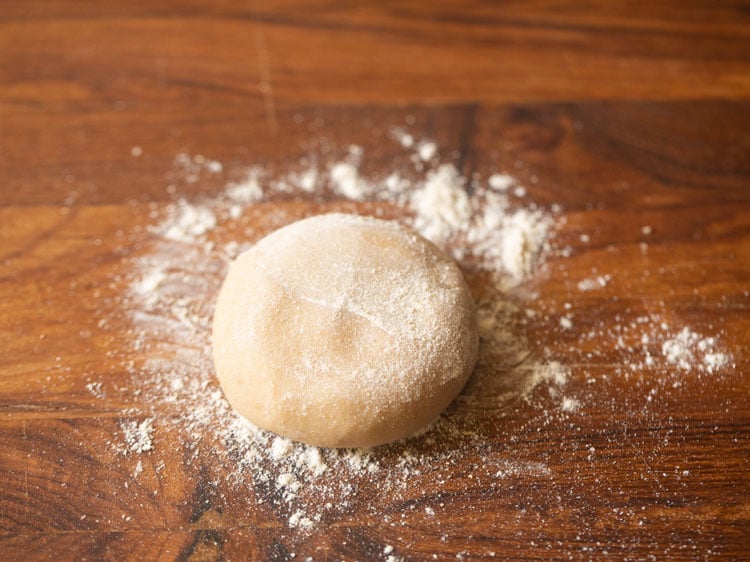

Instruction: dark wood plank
[1,2,749,560]
[2,1,749,105]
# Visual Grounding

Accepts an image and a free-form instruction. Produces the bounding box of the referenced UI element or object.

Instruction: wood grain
[1,2,749,560]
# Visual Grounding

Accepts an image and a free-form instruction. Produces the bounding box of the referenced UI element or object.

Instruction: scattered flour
[561,397,581,412]
[494,209,552,285]
[98,128,732,543]
[133,268,166,295]
[410,164,471,245]
[295,168,318,192]
[173,152,224,184]
[158,199,217,243]
[417,140,438,161]
[271,436,294,461]
[391,127,414,148]
[577,274,611,292]
[330,161,369,200]
[409,164,552,286]
[288,510,315,529]
[488,173,514,192]
[85,381,105,398]
[495,460,552,478]
[120,419,154,454]
[225,170,263,204]
[662,328,729,374]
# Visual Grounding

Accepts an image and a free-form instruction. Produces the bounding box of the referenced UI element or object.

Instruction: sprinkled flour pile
[661,327,729,373]
[96,125,733,538]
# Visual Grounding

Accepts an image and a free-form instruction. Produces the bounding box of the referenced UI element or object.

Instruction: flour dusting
[662,327,729,373]
[95,124,733,539]
[120,418,154,454]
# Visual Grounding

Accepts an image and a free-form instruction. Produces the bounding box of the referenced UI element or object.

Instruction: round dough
[211,213,478,448]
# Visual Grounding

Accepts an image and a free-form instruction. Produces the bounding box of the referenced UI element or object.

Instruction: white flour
[225,169,264,204]
[662,327,729,373]
[120,418,154,454]
[97,125,733,544]
[157,199,217,242]
[172,151,223,184]
[577,274,611,292]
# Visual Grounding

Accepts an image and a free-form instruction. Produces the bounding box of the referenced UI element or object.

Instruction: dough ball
[211,213,478,448]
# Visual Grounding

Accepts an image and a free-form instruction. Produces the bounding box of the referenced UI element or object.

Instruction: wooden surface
[1,2,749,560]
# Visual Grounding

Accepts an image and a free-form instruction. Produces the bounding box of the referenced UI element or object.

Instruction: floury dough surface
[211,213,479,448]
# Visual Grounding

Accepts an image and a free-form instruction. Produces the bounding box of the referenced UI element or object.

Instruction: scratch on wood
[0,205,79,264]
[253,25,278,135]
[22,420,29,523]
[0,101,4,169]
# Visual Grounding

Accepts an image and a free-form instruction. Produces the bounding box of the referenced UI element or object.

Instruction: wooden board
[1,2,749,560]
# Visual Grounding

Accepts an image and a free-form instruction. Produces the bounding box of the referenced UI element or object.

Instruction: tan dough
[211,213,478,448]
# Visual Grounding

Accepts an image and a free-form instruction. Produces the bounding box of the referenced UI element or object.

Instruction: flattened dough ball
[211,213,478,448]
